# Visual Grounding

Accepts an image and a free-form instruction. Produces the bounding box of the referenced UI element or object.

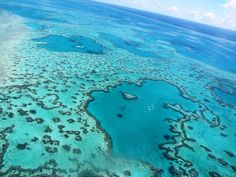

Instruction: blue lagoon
[0,0,236,177]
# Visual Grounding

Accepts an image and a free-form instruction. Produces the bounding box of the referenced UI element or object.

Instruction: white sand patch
[0,10,28,79]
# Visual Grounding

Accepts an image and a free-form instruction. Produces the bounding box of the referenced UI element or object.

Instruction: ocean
[0,0,236,176]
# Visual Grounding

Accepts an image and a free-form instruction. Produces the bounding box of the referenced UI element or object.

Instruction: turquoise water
[0,0,236,177]
[88,81,198,168]
[26,22,44,31]
[36,35,104,54]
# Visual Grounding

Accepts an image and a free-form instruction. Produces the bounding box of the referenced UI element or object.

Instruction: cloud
[168,6,178,13]
[223,0,236,10]
[191,11,222,25]
[191,11,217,22]
[203,12,216,20]
[191,10,202,21]
[95,0,162,12]
[189,10,236,30]
[223,14,236,29]
[95,0,236,30]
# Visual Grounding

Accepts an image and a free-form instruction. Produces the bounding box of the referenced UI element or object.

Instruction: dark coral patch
[209,171,221,177]
[117,114,123,118]
[29,109,37,114]
[17,143,29,150]
[63,144,71,152]
[224,150,235,158]
[73,148,81,154]
[163,134,171,141]
[35,118,44,124]
[78,170,103,177]
[0,107,3,114]
[44,126,53,133]
[123,170,131,176]
[45,146,58,153]
[52,117,60,123]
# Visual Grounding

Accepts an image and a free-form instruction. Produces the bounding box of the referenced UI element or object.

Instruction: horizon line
[92,0,236,33]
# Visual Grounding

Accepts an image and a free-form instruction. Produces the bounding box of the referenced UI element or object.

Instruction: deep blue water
[110,4,236,42]
[214,86,236,106]
[1,0,235,72]
[100,33,157,58]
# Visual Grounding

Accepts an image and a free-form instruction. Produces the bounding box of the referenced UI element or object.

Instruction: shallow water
[88,80,198,167]
[36,35,104,54]
[0,0,236,177]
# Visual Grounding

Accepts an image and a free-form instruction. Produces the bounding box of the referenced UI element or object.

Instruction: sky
[95,0,236,31]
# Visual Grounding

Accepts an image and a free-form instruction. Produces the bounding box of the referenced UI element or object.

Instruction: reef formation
[0,1,236,177]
